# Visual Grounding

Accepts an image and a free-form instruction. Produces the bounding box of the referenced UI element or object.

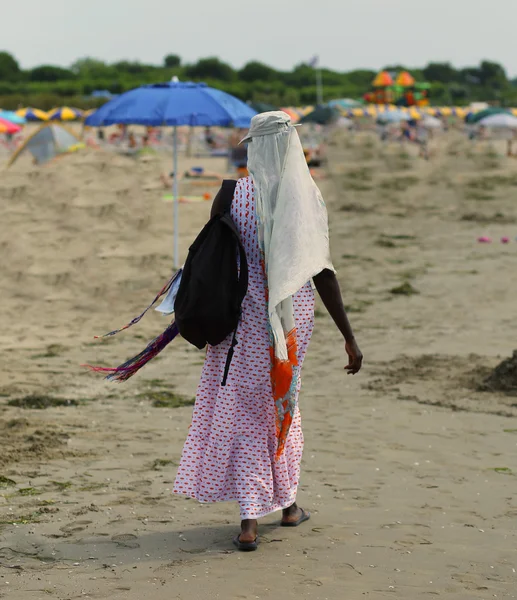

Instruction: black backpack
[174,180,248,385]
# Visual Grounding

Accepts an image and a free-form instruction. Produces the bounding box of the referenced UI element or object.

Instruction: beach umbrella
[350,107,368,117]
[249,101,277,113]
[16,107,49,122]
[0,117,22,134]
[0,110,26,125]
[466,107,510,124]
[452,107,467,118]
[48,107,84,121]
[85,80,256,268]
[328,98,362,110]
[478,113,517,129]
[299,105,340,125]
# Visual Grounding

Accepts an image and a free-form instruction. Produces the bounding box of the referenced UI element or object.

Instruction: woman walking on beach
[173,111,363,551]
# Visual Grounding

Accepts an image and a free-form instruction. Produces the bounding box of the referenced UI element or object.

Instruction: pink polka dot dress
[173,177,315,520]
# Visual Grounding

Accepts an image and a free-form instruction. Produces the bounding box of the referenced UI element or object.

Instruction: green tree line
[0,50,516,110]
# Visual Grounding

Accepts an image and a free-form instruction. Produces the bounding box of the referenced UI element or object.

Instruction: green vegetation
[390,282,420,296]
[0,476,16,488]
[151,458,176,470]
[31,344,68,359]
[379,176,419,192]
[0,51,515,109]
[50,481,72,490]
[7,395,79,409]
[492,467,513,474]
[0,511,42,525]
[18,487,43,496]
[138,390,195,408]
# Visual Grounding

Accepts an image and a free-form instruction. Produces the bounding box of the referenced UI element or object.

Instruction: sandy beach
[1,129,517,599]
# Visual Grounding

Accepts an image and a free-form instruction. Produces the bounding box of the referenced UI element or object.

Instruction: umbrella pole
[173,126,179,270]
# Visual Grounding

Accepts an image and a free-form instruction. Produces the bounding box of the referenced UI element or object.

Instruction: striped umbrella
[48,107,84,121]
[365,105,377,116]
[350,107,369,117]
[0,110,26,125]
[407,107,423,119]
[453,107,467,118]
[16,107,49,122]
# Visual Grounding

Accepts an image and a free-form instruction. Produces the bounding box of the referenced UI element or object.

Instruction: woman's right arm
[313,268,363,374]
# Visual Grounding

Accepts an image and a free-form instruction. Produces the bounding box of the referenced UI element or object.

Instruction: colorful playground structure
[363,70,431,107]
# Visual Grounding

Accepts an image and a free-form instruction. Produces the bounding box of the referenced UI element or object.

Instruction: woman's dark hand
[345,339,363,375]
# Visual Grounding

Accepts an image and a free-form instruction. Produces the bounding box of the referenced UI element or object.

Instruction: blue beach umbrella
[86,80,256,267]
[0,110,26,125]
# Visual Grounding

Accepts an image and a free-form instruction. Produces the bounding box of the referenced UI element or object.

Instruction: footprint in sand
[111,534,140,549]
[59,520,93,535]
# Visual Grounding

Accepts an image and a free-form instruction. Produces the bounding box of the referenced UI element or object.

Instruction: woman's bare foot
[239,519,258,543]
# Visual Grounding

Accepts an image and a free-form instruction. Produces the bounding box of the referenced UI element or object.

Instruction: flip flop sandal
[233,535,259,552]
[281,508,311,527]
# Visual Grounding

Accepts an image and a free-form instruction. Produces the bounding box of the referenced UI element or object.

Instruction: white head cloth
[245,111,335,360]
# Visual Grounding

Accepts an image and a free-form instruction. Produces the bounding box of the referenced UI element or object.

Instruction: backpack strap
[221,237,248,387]
[219,179,237,214]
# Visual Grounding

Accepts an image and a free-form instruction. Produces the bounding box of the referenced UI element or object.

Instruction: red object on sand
[0,117,22,134]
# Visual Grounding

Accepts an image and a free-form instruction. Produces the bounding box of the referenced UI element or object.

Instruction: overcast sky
[6,0,517,76]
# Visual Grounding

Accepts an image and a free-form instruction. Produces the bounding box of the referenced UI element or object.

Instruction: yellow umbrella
[48,107,84,121]
[16,107,49,122]
[511,108,517,117]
